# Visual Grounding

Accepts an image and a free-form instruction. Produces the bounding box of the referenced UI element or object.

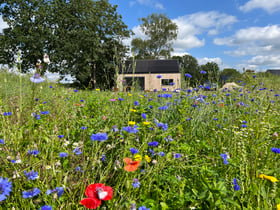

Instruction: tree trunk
[90,63,96,89]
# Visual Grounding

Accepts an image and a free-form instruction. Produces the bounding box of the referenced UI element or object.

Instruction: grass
[1,70,280,209]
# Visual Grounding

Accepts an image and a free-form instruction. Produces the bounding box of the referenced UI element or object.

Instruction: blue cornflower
[148,141,159,147]
[185,73,192,78]
[130,148,139,155]
[132,178,141,188]
[91,133,108,141]
[81,126,87,130]
[241,124,247,128]
[159,106,168,110]
[149,149,155,156]
[164,136,173,142]
[3,112,12,116]
[220,153,229,165]
[156,122,168,131]
[59,152,68,158]
[0,177,12,202]
[162,88,167,91]
[158,152,165,157]
[139,206,151,210]
[174,153,181,158]
[134,101,140,106]
[101,155,106,162]
[22,188,41,198]
[0,139,4,144]
[57,135,64,139]
[156,75,162,79]
[170,82,175,85]
[49,86,53,88]
[200,70,207,74]
[73,89,78,92]
[111,125,119,132]
[233,178,240,191]
[141,113,146,119]
[40,205,53,210]
[40,111,49,115]
[30,74,45,83]
[32,113,40,120]
[80,99,84,102]
[27,150,39,156]
[46,187,64,198]
[24,170,39,180]
[73,147,82,155]
[118,98,124,101]
[271,148,280,154]
[122,125,139,134]
[253,75,256,78]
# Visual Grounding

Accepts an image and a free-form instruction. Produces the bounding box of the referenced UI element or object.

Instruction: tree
[220,68,241,83]
[0,0,130,89]
[200,62,220,83]
[173,54,200,87]
[131,13,178,59]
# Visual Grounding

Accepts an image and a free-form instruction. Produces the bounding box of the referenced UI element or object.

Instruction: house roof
[119,59,180,74]
[266,69,280,75]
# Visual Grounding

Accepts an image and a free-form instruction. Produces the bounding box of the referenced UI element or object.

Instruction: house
[266,69,280,76]
[117,59,181,91]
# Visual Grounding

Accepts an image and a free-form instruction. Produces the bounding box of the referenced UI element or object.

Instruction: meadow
[1,70,280,210]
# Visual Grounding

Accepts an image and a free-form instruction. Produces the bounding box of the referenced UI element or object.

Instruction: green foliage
[220,68,242,83]
[0,0,131,89]
[131,13,178,59]
[1,70,280,209]
[200,62,220,83]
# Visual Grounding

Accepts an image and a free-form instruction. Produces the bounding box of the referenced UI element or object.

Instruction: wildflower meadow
[1,70,280,210]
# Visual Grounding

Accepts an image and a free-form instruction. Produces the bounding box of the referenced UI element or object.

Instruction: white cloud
[172,11,237,52]
[129,0,164,10]
[0,16,8,33]
[197,57,223,65]
[214,24,280,69]
[239,0,280,13]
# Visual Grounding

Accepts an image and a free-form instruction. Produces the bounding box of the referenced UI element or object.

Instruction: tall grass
[1,70,280,209]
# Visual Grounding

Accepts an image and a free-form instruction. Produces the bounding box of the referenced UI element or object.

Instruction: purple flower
[141,113,147,119]
[0,139,4,144]
[156,75,162,79]
[30,74,45,83]
[46,187,64,198]
[134,101,140,106]
[271,148,280,154]
[40,111,49,115]
[81,126,87,130]
[132,178,141,188]
[185,73,192,78]
[158,152,165,157]
[220,153,229,165]
[59,152,68,158]
[233,178,240,191]
[130,148,139,155]
[0,177,12,201]
[174,153,181,158]
[101,155,106,162]
[73,147,82,155]
[91,133,108,141]
[27,150,39,156]
[156,122,168,131]
[3,112,12,116]
[40,205,53,210]
[148,141,159,147]
[73,89,78,92]
[24,170,39,181]
[22,188,41,198]
[200,70,207,74]
[57,135,64,139]
[122,125,138,134]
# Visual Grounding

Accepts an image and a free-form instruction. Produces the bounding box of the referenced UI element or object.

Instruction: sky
[108,0,280,72]
[1,0,280,72]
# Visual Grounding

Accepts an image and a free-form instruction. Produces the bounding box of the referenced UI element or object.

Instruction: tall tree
[200,62,220,83]
[0,0,130,89]
[131,13,178,59]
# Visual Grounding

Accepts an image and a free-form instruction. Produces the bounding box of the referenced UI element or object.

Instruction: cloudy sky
[109,0,280,71]
[1,0,280,71]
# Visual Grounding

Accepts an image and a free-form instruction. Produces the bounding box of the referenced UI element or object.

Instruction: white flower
[43,53,50,64]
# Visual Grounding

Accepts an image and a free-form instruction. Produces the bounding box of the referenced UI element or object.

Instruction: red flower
[123,158,140,172]
[80,183,113,209]
[80,198,101,209]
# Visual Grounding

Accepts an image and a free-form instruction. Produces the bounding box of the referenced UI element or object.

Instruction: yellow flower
[130,109,137,112]
[128,94,132,96]
[134,154,142,161]
[145,155,151,163]
[95,89,100,91]
[277,204,280,210]
[129,121,136,125]
[143,122,150,125]
[258,174,279,182]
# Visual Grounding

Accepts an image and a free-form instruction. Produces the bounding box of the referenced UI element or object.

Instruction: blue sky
[109,0,280,71]
[1,0,280,71]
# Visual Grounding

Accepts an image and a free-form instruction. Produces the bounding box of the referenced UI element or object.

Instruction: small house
[266,69,280,76]
[117,59,181,91]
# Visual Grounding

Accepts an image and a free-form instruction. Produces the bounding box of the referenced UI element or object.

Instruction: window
[161,79,174,86]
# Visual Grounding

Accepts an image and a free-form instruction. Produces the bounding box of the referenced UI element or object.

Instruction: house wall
[117,73,181,91]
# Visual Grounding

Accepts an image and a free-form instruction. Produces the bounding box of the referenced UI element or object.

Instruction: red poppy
[80,197,101,209]
[85,183,113,201]
[74,103,81,106]
[80,183,113,209]
[123,158,140,172]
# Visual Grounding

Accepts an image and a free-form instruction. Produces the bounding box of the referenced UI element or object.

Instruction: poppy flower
[80,197,101,209]
[74,103,81,106]
[123,158,140,172]
[80,183,113,209]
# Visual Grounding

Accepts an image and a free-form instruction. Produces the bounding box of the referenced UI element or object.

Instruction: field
[1,70,280,210]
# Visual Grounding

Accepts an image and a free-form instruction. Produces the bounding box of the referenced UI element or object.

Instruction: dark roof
[266,69,280,75]
[119,59,180,74]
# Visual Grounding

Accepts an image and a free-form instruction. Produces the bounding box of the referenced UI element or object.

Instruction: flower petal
[101,186,113,200]
[80,198,102,209]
